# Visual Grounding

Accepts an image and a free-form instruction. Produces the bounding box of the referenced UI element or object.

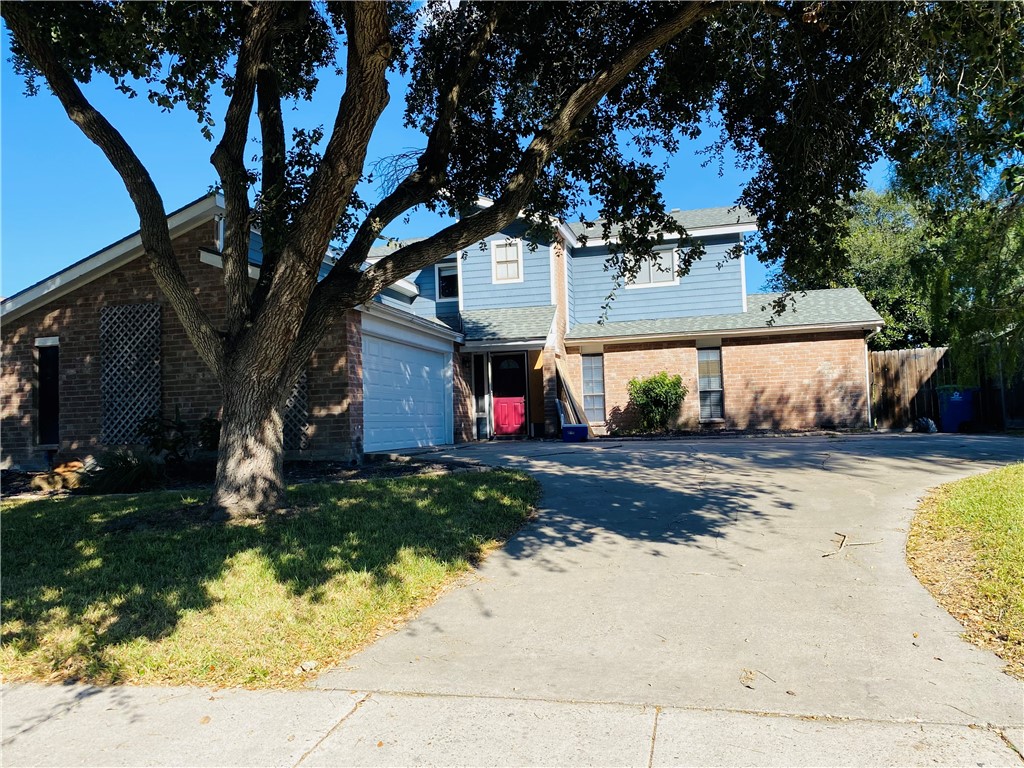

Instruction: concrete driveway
[4,434,1022,766]
[313,434,1024,758]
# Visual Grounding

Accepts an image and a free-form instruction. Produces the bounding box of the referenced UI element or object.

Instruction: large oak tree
[5,1,1015,516]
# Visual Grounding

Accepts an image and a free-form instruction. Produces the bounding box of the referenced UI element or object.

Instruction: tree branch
[288,1,714,376]
[362,1,714,295]
[333,2,507,276]
[210,2,281,337]
[286,2,393,273]
[250,63,287,315]
[2,4,226,378]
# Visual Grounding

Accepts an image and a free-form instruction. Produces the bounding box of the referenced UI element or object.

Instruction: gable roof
[568,205,757,243]
[1,193,224,322]
[1,194,428,321]
[566,288,882,341]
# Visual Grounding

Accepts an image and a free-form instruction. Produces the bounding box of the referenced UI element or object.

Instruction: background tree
[770,189,932,350]
[888,0,1024,373]
[5,1,1016,516]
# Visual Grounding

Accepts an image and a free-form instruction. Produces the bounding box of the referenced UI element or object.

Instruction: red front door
[491,353,527,436]
[494,397,526,435]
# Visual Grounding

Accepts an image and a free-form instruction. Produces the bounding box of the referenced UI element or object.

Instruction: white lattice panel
[100,304,162,445]
[283,372,309,451]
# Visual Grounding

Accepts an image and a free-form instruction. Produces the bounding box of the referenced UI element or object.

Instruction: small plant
[197,415,221,452]
[137,408,193,463]
[81,448,164,494]
[627,371,688,433]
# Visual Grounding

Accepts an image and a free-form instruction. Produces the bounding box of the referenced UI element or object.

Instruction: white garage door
[362,333,451,452]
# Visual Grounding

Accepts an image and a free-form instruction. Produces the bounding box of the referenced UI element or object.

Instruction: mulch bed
[1,455,478,502]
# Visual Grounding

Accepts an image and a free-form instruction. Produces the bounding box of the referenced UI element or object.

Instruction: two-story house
[372,199,882,444]
[1,193,882,469]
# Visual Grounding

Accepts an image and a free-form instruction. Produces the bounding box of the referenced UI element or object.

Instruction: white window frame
[491,238,524,284]
[697,347,724,421]
[581,353,606,424]
[624,249,679,289]
[434,261,460,303]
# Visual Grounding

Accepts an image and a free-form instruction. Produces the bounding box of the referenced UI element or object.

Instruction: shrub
[197,415,221,452]
[81,448,164,494]
[626,371,688,433]
[137,409,193,463]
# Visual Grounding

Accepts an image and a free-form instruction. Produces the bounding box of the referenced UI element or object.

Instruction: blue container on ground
[562,425,588,442]
[937,387,976,432]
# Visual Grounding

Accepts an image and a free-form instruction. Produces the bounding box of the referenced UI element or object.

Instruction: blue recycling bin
[937,387,976,432]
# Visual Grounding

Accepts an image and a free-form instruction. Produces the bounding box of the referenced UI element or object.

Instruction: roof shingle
[459,305,556,342]
[566,288,882,340]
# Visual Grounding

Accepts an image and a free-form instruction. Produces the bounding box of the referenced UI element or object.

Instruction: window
[582,354,606,423]
[492,239,523,283]
[436,263,459,301]
[627,250,677,288]
[698,348,724,420]
[35,338,59,445]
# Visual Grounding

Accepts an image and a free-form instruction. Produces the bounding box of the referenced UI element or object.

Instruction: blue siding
[569,235,744,324]
[460,222,553,311]
[373,260,460,320]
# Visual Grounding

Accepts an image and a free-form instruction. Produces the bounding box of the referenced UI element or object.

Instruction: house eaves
[473,196,580,249]
[1,193,225,323]
[199,249,420,299]
[568,206,757,247]
[360,299,464,343]
[1,193,422,323]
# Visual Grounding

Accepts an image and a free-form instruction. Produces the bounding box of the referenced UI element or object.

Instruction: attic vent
[100,303,161,445]
[283,372,309,451]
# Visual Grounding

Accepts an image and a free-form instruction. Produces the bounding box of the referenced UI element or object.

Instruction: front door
[492,353,527,436]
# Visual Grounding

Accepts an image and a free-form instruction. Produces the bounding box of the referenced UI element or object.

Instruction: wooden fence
[870,347,1023,430]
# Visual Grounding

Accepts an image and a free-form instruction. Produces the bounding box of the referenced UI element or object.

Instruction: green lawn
[908,462,1024,679]
[1,471,538,688]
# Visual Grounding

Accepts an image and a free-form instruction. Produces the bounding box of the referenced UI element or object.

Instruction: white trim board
[491,238,525,284]
[2,194,225,322]
[567,321,882,345]
[461,339,547,352]
[434,261,460,305]
[360,301,463,346]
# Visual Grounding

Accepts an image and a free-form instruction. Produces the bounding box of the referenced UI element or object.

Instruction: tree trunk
[209,382,286,518]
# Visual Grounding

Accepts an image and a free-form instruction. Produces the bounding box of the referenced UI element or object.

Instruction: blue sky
[1,25,887,300]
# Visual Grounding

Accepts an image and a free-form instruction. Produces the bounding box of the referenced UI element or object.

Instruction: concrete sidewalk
[3,682,1021,766]
[4,434,1023,766]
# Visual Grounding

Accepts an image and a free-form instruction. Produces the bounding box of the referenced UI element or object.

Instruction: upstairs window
[492,239,523,283]
[698,348,724,420]
[628,250,677,288]
[436,263,459,302]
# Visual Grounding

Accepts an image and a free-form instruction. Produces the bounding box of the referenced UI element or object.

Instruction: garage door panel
[362,333,449,452]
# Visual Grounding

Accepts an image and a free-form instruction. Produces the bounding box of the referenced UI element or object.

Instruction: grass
[1,470,539,689]
[907,462,1024,679]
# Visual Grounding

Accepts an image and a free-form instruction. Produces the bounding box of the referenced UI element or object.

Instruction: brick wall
[2,223,223,468]
[453,352,474,443]
[306,309,363,461]
[1,222,364,468]
[722,331,868,429]
[601,340,700,432]
[564,330,870,433]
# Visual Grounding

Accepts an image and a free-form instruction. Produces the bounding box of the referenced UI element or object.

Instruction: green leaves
[626,372,688,433]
